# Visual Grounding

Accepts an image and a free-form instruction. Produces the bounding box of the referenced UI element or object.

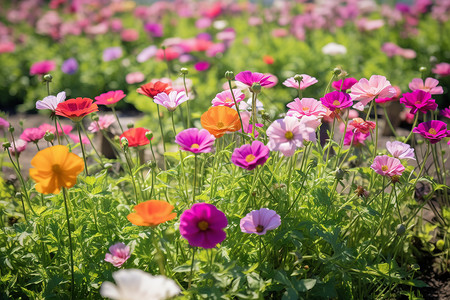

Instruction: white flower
[386,141,415,160]
[36,91,66,111]
[100,269,181,300]
[238,98,264,112]
[321,43,347,56]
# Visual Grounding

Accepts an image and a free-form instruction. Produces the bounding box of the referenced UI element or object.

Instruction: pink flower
[413,120,450,144]
[386,141,415,160]
[95,90,126,107]
[235,71,273,88]
[286,98,327,119]
[350,75,396,111]
[156,47,180,61]
[432,63,450,77]
[39,123,73,136]
[231,141,270,170]
[408,78,444,95]
[238,111,264,137]
[320,91,353,112]
[36,91,66,112]
[332,78,358,91]
[6,139,27,156]
[121,29,139,42]
[126,72,145,84]
[0,117,10,130]
[20,128,45,143]
[344,130,369,146]
[376,86,401,104]
[266,116,312,156]
[194,61,210,71]
[153,91,189,112]
[175,128,215,154]
[88,115,116,133]
[349,118,376,134]
[69,133,90,145]
[283,74,318,90]
[400,90,437,114]
[441,106,450,119]
[104,242,131,268]
[211,89,245,107]
[30,60,56,75]
[371,155,405,177]
[240,208,281,235]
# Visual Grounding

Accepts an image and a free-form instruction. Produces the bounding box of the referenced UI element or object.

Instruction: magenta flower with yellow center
[320,91,353,112]
[231,141,270,170]
[175,128,215,154]
[412,120,450,144]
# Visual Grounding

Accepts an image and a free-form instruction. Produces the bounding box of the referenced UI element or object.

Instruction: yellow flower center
[302,106,310,111]
[245,154,256,163]
[428,128,437,135]
[52,164,62,173]
[191,143,200,149]
[333,100,341,106]
[107,97,114,102]
[381,165,388,172]
[225,97,233,103]
[217,121,224,129]
[256,225,264,233]
[285,131,294,140]
[198,220,209,231]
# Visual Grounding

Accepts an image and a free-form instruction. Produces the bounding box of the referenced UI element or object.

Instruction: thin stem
[111,106,124,133]
[188,247,196,289]
[228,80,245,141]
[193,154,198,203]
[76,123,89,176]
[373,103,379,159]
[62,188,75,299]
[251,91,258,139]
[156,105,167,170]
[404,114,419,143]
[80,122,104,165]
[54,117,62,145]
[182,74,191,128]
[172,112,188,202]
[123,148,139,204]
[383,106,398,138]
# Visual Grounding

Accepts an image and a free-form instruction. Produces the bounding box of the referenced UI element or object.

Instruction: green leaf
[295,279,317,292]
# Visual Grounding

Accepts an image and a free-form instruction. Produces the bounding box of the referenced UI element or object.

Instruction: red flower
[137,81,172,99]
[120,127,151,147]
[263,55,274,65]
[55,98,98,122]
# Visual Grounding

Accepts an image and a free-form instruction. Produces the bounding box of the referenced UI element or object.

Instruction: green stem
[111,106,124,134]
[62,188,75,299]
[182,74,191,128]
[172,112,188,202]
[404,114,419,143]
[123,148,139,204]
[54,117,62,145]
[193,154,198,203]
[76,123,89,176]
[80,122,103,165]
[251,91,258,139]
[228,80,245,142]
[383,106,398,138]
[156,105,167,170]
[188,247,196,289]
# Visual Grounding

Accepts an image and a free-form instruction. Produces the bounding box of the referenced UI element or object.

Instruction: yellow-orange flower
[127,200,177,226]
[29,145,84,194]
[200,106,241,138]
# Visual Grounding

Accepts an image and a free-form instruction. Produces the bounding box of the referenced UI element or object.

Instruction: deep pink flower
[0,117,10,130]
[386,141,415,160]
[400,90,437,114]
[30,60,56,75]
[267,116,312,156]
[409,78,443,95]
[240,208,281,235]
[231,141,270,170]
[211,89,245,107]
[156,47,180,61]
[175,128,215,154]
[104,242,131,268]
[144,22,163,37]
[88,115,116,133]
[20,128,45,143]
[95,90,126,107]
[332,78,358,91]
[235,71,273,88]
[344,130,369,146]
[350,75,396,111]
[413,120,450,144]
[153,91,188,112]
[36,91,66,112]
[283,74,318,90]
[441,106,450,119]
[194,61,210,71]
[286,98,327,119]
[371,155,405,177]
[179,203,228,249]
[320,91,353,112]
[432,63,450,77]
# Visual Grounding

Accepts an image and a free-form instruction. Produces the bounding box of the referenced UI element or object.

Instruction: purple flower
[240,208,281,235]
[144,23,163,38]
[153,91,189,112]
[399,90,437,114]
[175,128,215,154]
[36,91,66,112]
[231,141,270,170]
[0,117,9,131]
[179,203,227,249]
[235,71,273,88]
[61,58,78,75]
[413,120,450,144]
[332,78,358,91]
[20,128,45,143]
[30,60,56,75]
[103,47,123,62]
[137,46,157,63]
[320,91,353,112]
[194,61,210,72]
[104,242,131,268]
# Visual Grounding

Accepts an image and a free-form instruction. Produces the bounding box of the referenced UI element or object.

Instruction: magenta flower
[5,139,27,156]
[413,120,450,144]
[30,60,56,75]
[409,78,443,95]
[266,116,309,157]
[20,128,45,143]
[194,61,210,72]
[344,130,369,146]
[231,141,270,171]
[441,106,450,119]
[175,128,215,154]
[211,89,245,107]
[144,22,163,37]
[95,90,126,107]
[386,141,415,160]
[399,90,437,115]
[320,91,353,112]
[88,115,116,133]
[286,98,327,119]
[0,117,10,131]
[283,74,318,90]
[332,78,358,91]
[36,91,66,112]
[240,208,281,235]
[104,242,131,268]
[432,63,450,77]
[235,71,273,88]
[179,203,228,249]
[350,75,396,111]
[371,155,405,177]
[153,91,189,112]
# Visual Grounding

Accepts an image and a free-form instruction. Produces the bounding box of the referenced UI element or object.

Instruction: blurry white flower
[321,43,347,56]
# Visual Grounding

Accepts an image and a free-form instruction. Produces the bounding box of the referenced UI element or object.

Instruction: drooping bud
[44,131,55,142]
[127,123,134,129]
[333,68,342,76]
[2,142,11,149]
[293,74,303,83]
[225,71,234,81]
[91,113,99,122]
[121,137,129,148]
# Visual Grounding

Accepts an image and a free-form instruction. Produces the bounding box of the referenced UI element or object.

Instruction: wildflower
[240,208,281,235]
[266,116,306,156]
[127,200,176,226]
[20,128,45,143]
[231,141,270,171]
[401,90,438,114]
[441,106,450,119]
[386,141,415,160]
[137,45,158,63]
[0,117,9,131]
[175,128,215,154]
[61,58,78,75]
[105,243,131,268]
[126,72,145,84]
[344,130,369,146]
[30,60,56,75]
[211,89,245,107]
[321,42,347,56]
[350,75,396,111]
[194,61,210,71]
[153,91,188,112]
[179,203,228,249]
[320,91,353,113]
[355,186,369,198]
[349,118,376,134]
[332,78,358,91]
[263,55,274,64]
[144,22,163,37]
[121,29,139,42]
[286,98,327,119]
[409,78,443,95]
[120,127,151,147]
[432,62,450,77]
[68,133,90,145]
[88,115,116,133]
[235,71,273,88]
[413,120,450,144]
[283,74,318,90]
[29,145,84,194]
[200,106,241,138]
[5,139,27,156]
[39,123,73,136]
[100,269,180,300]
[36,91,66,112]
[376,86,401,104]
[103,47,123,62]
[137,81,172,99]
[55,98,98,122]
[371,155,405,177]
[95,90,126,107]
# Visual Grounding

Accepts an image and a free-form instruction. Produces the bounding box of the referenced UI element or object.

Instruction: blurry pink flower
[263,73,278,88]
[206,43,226,57]
[240,208,281,235]
[432,63,450,77]
[409,78,444,95]
[286,98,327,119]
[376,86,401,104]
[36,91,66,112]
[39,123,73,136]
[136,46,157,63]
[441,106,450,119]
[121,29,139,42]
[20,128,45,143]
[357,18,384,31]
[398,48,416,59]
[144,23,163,37]
[69,133,90,145]
[105,242,131,268]
[350,75,396,111]
[386,141,415,160]
[30,60,56,75]
[400,108,415,124]
[212,89,245,107]
[153,91,188,112]
[271,28,288,38]
[126,72,145,84]
[156,47,180,61]
[381,42,401,58]
[194,61,210,71]
[239,111,263,137]
[195,17,212,29]
[6,139,27,156]
[88,115,116,133]
[0,41,15,53]
[371,155,405,177]
[0,117,9,130]
[283,74,318,90]
[110,19,123,32]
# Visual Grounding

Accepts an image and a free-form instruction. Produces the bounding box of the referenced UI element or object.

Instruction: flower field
[1,0,450,299]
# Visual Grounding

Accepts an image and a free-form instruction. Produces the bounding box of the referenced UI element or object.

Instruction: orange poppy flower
[137,81,172,99]
[29,145,84,194]
[201,106,242,138]
[120,127,151,147]
[55,97,98,122]
[127,200,177,226]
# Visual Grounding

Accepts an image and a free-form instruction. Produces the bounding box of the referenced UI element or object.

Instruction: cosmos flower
[283,74,318,90]
[235,71,273,88]
[370,155,405,177]
[137,81,172,99]
[127,200,177,227]
[240,208,281,235]
[175,128,215,154]
[55,98,98,122]
[36,91,66,112]
[104,243,131,268]
[153,91,189,111]
[400,90,437,114]
[30,60,56,75]
[20,128,45,143]
[120,127,151,147]
[231,141,270,170]
[408,78,443,95]
[286,98,327,119]
[320,91,353,112]
[200,106,241,138]
[88,115,116,133]
[211,89,245,107]
[385,141,415,160]
[95,90,126,107]
[350,75,396,111]
[412,120,450,144]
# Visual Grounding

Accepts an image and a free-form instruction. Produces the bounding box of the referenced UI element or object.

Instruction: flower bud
[15,192,22,198]
[180,67,188,75]
[251,82,261,94]
[145,131,153,141]
[8,125,14,133]
[395,223,406,235]
[104,163,113,169]
[44,131,55,142]
[225,71,234,81]
[436,239,445,251]
[335,168,345,180]
[333,68,342,76]
[147,160,157,169]
[121,137,129,147]
[419,66,427,73]
[2,142,11,149]
[91,113,99,122]
[114,135,120,144]
[43,74,53,82]
[293,74,303,83]
[127,123,134,129]
[391,175,401,184]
